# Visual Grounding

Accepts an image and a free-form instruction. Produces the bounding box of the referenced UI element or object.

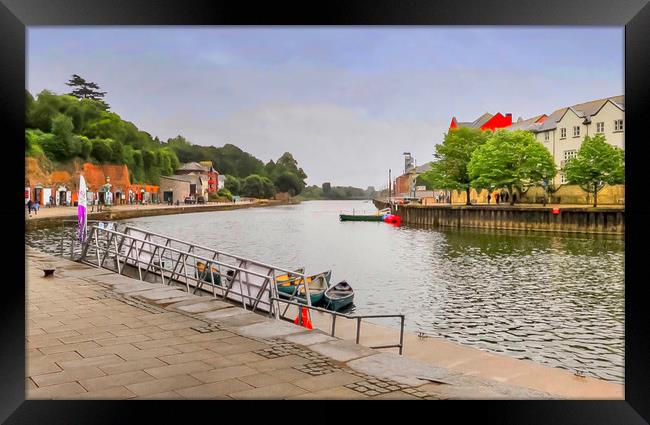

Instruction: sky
[27,27,624,189]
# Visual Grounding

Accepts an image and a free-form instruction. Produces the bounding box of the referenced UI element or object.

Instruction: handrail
[62,222,406,354]
[272,297,405,355]
[121,225,301,276]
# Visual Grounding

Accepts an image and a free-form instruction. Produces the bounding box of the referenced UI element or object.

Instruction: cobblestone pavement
[26,247,555,400]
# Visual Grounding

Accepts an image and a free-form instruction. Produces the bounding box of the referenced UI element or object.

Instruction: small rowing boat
[277,269,331,297]
[323,280,354,311]
[294,273,329,306]
[339,208,390,222]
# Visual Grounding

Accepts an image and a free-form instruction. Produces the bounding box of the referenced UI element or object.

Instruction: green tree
[241,175,264,198]
[417,127,490,205]
[41,114,77,161]
[224,175,241,195]
[217,188,233,201]
[91,138,113,162]
[261,176,276,198]
[467,130,556,205]
[564,134,625,207]
[274,171,303,196]
[66,74,108,103]
[77,135,93,159]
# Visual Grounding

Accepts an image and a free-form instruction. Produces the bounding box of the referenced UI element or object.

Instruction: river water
[25,200,625,383]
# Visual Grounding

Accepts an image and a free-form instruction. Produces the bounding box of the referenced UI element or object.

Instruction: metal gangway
[59,222,406,354]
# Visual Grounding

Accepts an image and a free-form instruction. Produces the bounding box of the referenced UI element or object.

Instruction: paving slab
[112,282,164,294]
[199,307,248,320]
[85,274,144,287]
[213,311,274,327]
[309,339,377,362]
[283,330,337,346]
[347,352,461,387]
[153,294,204,307]
[132,288,189,301]
[172,300,234,314]
[233,320,306,339]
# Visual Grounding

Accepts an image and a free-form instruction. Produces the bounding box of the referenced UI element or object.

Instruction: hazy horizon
[28,27,624,188]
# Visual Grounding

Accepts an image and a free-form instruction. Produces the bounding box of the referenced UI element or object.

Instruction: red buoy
[383,214,401,225]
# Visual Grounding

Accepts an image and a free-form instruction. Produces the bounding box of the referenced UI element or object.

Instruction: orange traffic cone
[294,307,313,330]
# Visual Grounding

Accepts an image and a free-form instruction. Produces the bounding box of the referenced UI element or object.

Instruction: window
[573,126,580,137]
[614,119,624,131]
[563,149,577,161]
[560,128,566,139]
[561,173,568,184]
[561,150,577,173]
[596,122,604,133]
[544,132,550,141]
[560,151,576,185]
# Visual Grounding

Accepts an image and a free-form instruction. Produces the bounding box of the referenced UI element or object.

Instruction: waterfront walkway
[25,200,256,220]
[27,247,555,400]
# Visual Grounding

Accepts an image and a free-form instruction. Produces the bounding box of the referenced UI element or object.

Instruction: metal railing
[61,223,407,354]
[272,297,405,355]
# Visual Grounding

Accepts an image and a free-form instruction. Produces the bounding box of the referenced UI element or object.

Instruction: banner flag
[77,175,88,242]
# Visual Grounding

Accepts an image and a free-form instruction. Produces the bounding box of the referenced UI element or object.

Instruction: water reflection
[25,200,624,383]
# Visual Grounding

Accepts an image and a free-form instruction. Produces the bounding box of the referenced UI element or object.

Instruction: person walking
[33,200,40,215]
[487,193,491,204]
[26,199,33,216]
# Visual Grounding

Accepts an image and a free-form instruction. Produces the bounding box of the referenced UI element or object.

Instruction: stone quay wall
[373,200,624,235]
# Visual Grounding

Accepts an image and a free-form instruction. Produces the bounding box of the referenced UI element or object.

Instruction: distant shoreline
[25,199,296,230]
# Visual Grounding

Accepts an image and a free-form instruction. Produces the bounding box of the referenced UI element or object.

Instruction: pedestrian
[495,192,500,205]
[513,193,517,204]
[33,200,40,215]
[505,192,510,203]
[487,193,491,204]
[26,199,33,215]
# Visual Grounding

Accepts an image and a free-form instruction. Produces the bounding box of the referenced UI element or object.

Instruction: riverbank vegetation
[417,127,624,206]
[563,134,625,207]
[297,183,377,200]
[25,75,310,196]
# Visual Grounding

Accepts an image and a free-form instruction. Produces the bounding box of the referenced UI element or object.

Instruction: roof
[535,96,624,132]
[176,162,208,172]
[414,163,432,174]
[455,112,494,129]
[507,114,547,131]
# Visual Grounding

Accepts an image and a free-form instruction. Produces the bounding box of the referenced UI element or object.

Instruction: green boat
[339,208,390,222]
[294,273,329,306]
[277,269,331,296]
[339,214,383,221]
[323,280,354,311]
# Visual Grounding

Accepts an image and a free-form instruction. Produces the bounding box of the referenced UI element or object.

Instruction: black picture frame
[3,0,649,423]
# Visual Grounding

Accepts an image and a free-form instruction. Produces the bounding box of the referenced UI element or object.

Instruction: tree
[417,127,490,205]
[564,134,624,207]
[241,175,264,198]
[225,175,241,195]
[91,138,113,162]
[261,176,276,198]
[41,114,77,161]
[66,74,108,103]
[274,171,303,196]
[467,130,556,205]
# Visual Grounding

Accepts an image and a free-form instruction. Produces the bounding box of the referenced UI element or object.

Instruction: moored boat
[294,273,329,306]
[339,208,390,222]
[323,280,354,311]
[277,269,331,296]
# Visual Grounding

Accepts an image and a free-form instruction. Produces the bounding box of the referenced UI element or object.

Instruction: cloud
[151,102,440,188]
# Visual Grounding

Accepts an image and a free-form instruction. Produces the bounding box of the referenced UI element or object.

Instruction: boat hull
[323,294,353,311]
[339,214,383,222]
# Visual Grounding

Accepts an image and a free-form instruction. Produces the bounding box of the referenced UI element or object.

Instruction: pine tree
[66,74,108,101]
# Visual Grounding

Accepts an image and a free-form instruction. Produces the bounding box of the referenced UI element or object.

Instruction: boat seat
[328,290,351,296]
